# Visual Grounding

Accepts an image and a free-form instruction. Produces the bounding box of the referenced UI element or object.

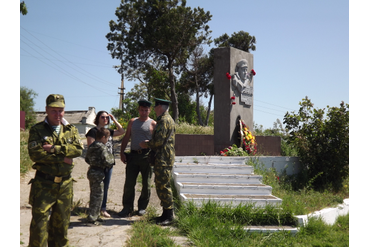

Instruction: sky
[17,0,350,130]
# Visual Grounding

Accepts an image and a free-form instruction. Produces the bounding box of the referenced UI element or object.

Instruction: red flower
[232,102,236,105]
[226,72,232,80]
[231,96,235,100]
[251,69,256,76]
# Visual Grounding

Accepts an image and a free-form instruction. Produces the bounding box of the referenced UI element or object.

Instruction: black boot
[157,208,174,226]
[155,209,166,223]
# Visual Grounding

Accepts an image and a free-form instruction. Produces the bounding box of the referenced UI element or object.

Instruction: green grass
[20,130,33,175]
[126,157,349,246]
[127,202,349,247]
[175,122,213,135]
[249,159,349,215]
[126,206,182,247]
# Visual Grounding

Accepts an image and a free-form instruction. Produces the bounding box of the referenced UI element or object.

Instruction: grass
[176,204,349,246]
[126,201,349,247]
[125,157,349,246]
[249,159,349,215]
[20,130,33,175]
[175,122,214,135]
[126,206,182,247]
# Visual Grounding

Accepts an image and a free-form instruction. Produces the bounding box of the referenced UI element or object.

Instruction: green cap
[46,94,65,108]
[138,99,152,107]
[154,98,171,106]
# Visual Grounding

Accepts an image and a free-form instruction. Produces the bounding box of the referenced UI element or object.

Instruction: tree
[20,86,38,129]
[179,46,214,125]
[283,97,349,191]
[214,30,256,52]
[106,0,212,122]
[20,1,28,15]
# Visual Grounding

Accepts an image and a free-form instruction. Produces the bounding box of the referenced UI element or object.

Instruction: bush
[283,97,349,191]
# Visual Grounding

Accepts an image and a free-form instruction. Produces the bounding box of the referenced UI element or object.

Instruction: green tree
[106,0,212,122]
[179,46,214,126]
[20,1,28,15]
[214,30,256,52]
[283,97,349,191]
[20,86,38,129]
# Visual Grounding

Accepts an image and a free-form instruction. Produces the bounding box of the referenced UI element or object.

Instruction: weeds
[249,158,349,215]
[126,206,182,247]
[20,130,33,175]
[175,122,213,135]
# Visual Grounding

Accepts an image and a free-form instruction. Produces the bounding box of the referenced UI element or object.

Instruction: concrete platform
[173,172,263,184]
[296,198,349,226]
[173,162,254,174]
[244,225,299,234]
[176,182,272,195]
[180,193,282,207]
[173,160,282,208]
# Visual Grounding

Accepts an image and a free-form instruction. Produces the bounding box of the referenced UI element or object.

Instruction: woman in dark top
[86,111,125,217]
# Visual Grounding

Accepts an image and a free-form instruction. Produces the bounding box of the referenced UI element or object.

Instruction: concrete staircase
[173,156,282,207]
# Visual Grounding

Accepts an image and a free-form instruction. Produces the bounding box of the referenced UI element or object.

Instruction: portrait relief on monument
[231,59,255,106]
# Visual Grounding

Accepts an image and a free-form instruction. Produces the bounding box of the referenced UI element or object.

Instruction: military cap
[46,94,65,108]
[138,99,152,107]
[154,98,172,106]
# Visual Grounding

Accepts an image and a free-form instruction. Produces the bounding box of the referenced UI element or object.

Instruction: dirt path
[19,141,174,247]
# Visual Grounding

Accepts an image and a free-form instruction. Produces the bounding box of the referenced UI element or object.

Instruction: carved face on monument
[236,59,249,81]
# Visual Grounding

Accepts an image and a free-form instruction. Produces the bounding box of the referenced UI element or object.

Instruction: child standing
[85,127,115,225]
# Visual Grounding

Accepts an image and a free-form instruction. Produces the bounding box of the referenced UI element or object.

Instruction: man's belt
[130,149,150,154]
[36,170,71,183]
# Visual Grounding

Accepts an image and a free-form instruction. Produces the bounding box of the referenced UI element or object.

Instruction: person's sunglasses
[101,116,109,119]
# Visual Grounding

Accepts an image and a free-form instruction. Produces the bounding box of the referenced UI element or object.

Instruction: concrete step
[180,193,282,207]
[176,182,272,195]
[174,162,254,175]
[175,156,247,165]
[243,226,298,234]
[173,172,263,184]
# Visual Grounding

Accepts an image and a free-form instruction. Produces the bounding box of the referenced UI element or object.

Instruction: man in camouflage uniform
[139,98,175,226]
[27,94,83,247]
[85,127,115,224]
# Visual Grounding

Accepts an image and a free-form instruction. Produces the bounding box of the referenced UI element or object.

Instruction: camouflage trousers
[154,165,173,209]
[87,167,105,221]
[28,175,73,247]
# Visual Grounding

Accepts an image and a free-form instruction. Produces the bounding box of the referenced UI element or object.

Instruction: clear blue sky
[18,0,349,129]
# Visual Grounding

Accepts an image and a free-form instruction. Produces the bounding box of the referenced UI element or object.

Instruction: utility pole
[118,76,125,111]
[114,65,125,112]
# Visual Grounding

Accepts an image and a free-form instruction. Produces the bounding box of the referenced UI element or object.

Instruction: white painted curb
[295,198,349,226]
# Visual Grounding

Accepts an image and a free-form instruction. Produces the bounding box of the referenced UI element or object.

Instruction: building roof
[35,107,96,125]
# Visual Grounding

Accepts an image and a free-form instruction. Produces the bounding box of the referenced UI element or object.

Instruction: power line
[255,99,295,111]
[20,54,112,68]
[21,28,117,87]
[253,108,285,117]
[254,104,290,114]
[20,26,109,54]
[20,44,115,96]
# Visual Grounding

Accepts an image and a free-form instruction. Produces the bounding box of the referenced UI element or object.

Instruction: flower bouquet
[239,119,257,155]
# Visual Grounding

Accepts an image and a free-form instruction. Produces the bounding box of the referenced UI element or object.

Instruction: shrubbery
[283,97,349,191]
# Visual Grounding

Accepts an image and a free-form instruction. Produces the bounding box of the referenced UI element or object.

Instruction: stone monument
[214,47,255,153]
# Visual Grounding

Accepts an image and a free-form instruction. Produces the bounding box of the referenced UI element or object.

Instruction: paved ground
[20,141,189,246]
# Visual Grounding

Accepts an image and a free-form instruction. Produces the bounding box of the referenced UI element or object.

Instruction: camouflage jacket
[28,118,83,176]
[148,111,175,167]
[85,141,115,169]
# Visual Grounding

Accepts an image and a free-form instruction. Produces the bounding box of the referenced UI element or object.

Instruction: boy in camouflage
[85,127,115,224]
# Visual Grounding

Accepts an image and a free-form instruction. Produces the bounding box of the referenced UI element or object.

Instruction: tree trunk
[205,93,213,126]
[194,73,204,126]
[168,65,179,122]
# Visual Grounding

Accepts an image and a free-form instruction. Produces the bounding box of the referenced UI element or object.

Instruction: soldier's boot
[156,208,174,226]
[155,209,166,223]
